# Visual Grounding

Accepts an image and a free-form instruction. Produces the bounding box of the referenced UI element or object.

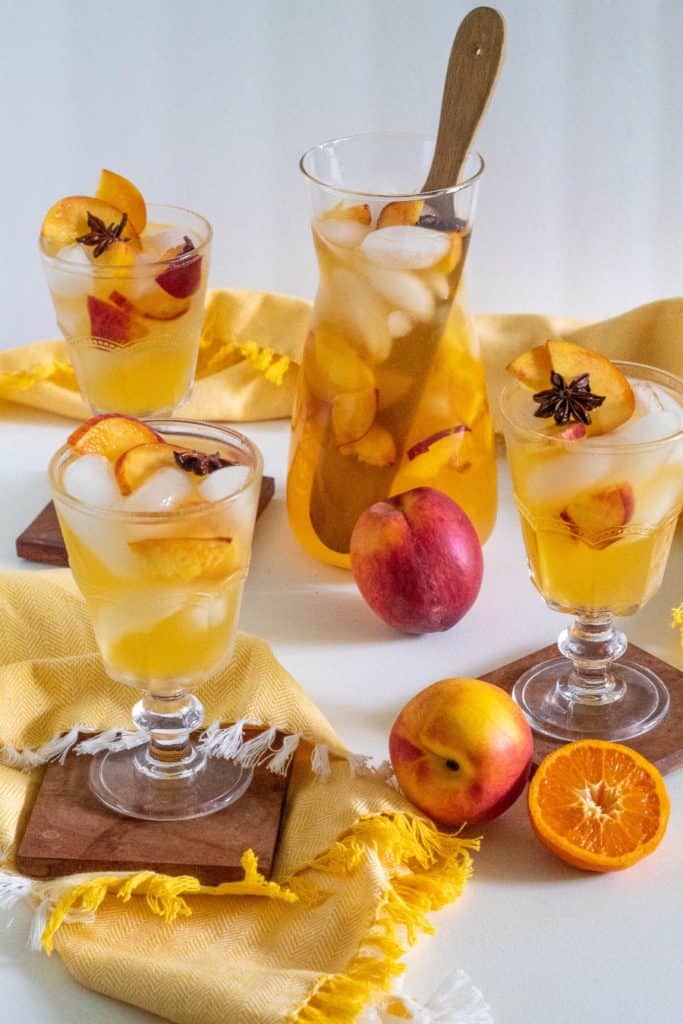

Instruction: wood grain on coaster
[17,727,294,884]
[481,642,683,775]
[16,475,275,567]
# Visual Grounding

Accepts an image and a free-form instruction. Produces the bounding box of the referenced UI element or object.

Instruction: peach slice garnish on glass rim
[506,339,635,437]
[129,537,238,583]
[40,196,142,258]
[96,169,147,234]
[114,442,185,496]
[68,415,163,462]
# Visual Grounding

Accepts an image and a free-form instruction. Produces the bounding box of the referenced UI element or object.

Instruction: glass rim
[39,203,213,275]
[299,131,485,200]
[500,360,683,452]
[48,419,263,520]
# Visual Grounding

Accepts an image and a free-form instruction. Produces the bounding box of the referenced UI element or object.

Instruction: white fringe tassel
[0,726,85,772]
[358,969,493,1024]
[75,729,147,756]
[310,743,331,781]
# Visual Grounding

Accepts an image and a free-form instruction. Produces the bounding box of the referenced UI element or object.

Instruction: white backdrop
[1,0,681,347]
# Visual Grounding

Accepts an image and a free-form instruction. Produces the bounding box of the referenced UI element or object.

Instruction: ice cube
[95,589,189,646]
[387,310,413,337]
[608,409,681,447]
[326,267,392,363]
[125,467,193,512]
[365,266,434,321]
[361,226,450,270]
[315,220,371,250]
[524,451,615,505]
[57,243,93,266]
[199,464,251,503]
[139,227,190,263]
[63,454,120,508]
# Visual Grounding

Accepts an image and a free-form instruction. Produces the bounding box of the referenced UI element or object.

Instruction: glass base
[89,745,253,820]
[513,656,670,741]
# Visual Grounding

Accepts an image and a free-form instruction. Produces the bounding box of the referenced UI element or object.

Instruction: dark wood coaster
[481,643,683,774]
[16,728,293,884]
[16,475,275,567]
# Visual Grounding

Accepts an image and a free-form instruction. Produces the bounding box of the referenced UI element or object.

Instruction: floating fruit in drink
[40,171,211,417]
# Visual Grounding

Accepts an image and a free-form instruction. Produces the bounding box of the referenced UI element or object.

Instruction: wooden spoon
[423,6,506,192]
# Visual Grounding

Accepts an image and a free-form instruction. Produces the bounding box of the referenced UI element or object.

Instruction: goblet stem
[132,691,206,780]
[556,614,628,706]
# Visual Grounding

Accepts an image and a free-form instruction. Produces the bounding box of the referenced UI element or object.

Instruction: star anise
[533,371,606,426]
[174,450,233,475]
[76,211,130,258]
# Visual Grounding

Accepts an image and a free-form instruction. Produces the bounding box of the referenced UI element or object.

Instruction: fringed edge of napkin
[673,604,683,645]
[287,814,480,1024]
[0,721,396,784]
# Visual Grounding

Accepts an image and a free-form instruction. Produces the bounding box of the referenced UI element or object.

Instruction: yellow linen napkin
[1,291,681,425]
[0,569,478,1024]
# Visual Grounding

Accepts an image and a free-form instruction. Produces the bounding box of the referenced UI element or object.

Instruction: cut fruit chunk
[306,327,375,400]
[155,237,202,298]
[68,414,163,461]
[339,423,397,466]
[130,537,237,583]
[435,231,463,274]
[507,340,635,437]
[40,196,142,257]
[96,169,147,234]
[361,225,451,270]
[528,740,669,872]
[128,289,190,321]
[546,340,635,435]
[88,294,148,345]
[320,201,371,224]
[115,442,180,495]
[331,388,378,446]
[376,199,424,228]
[560,482,634,548]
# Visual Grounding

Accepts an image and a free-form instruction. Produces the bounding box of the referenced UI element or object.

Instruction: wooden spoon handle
[423,7,506,192]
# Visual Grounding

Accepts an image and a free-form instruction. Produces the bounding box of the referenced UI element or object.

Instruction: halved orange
[528,740,669,872]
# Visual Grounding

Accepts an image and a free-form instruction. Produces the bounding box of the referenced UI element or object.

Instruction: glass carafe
[287,132,497,568]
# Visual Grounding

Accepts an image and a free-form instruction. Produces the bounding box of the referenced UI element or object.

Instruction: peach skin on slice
[40,196,141,257]
[377,200,424,228]
[68,415,163,461]
[96,169,147,234]
[321,201,372,224]
[339,423,397,466]
[87,294,148,345]
[561,482,635,548]
[130,537,237,583]
[155,238,202,299]
[332,388,378,446]
[546,340,635,436]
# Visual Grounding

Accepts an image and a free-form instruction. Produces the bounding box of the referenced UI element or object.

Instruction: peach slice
[377,200,424,228]
[506,343,552,391]
[115,442,181,495]
[130,537,237,583]
[88,294,148,345]
[96,169,147,234]
[339,423,397,466]
[545,340,635,435]
[507,340,635,436]
[68,414,163,461]
[331,388,378,446]
[561,482,635,548]
[40,196,142,257]
[155,237,202,298]
[320,202,372,224]
[435,231,463,275]
[306,328,375,400]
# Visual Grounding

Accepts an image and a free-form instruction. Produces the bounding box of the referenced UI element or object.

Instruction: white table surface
[1,403,681,1024]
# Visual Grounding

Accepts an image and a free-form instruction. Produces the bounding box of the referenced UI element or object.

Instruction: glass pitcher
[287,132,497,568]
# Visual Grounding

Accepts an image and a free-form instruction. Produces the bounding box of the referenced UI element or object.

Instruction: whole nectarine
[350,487,483,633]
[389,678,533,826]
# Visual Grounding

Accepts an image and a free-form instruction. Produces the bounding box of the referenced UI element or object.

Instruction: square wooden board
[17,728,293,884]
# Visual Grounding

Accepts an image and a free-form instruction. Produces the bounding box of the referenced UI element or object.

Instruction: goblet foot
[513,656,670,742]
[90,746,253,821]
